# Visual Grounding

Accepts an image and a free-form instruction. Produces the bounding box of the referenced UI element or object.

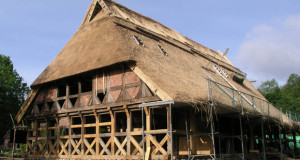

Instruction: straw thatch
[26,0,295,127]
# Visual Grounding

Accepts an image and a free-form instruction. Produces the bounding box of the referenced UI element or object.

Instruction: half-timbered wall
[25,64,177,159]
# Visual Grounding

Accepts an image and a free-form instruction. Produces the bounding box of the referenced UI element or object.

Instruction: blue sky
[1,0,300,87]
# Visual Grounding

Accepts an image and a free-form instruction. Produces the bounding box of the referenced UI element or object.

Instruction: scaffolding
[106,79,299,160]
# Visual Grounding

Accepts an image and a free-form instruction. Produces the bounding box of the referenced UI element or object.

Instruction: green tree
[258,74,300,114]
[0,54,29,142]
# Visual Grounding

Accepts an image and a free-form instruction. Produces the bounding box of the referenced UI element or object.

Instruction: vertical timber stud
[261,118,266,160]
[138,101,175,160]
[80,112,84,155]
[185,113,191,159]
[169,103,173,160]
[55,114,60,155]
[167,107,171,157]
[124,105,131,155]
[46,118,49,155]
[144,107,151,159]
[142,106,145,160]
[25,120,29,154]
[108,107,115,155]
[34,118,38,155]
[189,109,196,155]
[67,113,71,155]
[93,110,99,155]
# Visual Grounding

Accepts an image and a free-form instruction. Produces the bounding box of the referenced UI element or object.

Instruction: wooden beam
[109,108,115,155]
[93,109,99,155]
[46,118,49,155]
[128,65,172,101]
[54,96,161,114]
[189,109,196,154]
[55,115,60,155]
[34,119,38,155]
[80,113,84,155]
[15,89,39,123]
[67,113,71,155]
[167,107,171,154]
[125,105,131,155]
[146,108,151,155]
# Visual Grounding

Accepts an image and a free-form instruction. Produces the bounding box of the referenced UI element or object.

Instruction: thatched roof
[27,0,295,126]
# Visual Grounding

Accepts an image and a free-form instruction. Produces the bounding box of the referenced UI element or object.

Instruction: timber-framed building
[16,0,300,159]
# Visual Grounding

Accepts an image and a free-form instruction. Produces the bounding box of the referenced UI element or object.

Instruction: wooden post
[109,107,115,155]
[80,113,84,155]
[93,110,99,155]
[34,119,38,155]
[144,108,151,148]
[55,115,60,155]
[67,114,71,155]
[144,107,151,160]
[26,120,30,154]
[189,109,196,154]
[46,118,49,155]
[167,107,171,155]
[124,105,131,155]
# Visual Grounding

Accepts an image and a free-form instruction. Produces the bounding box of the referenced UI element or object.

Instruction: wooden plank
[99,137,111,155]
[167,107,171,154]
[15,89,39,123]
[126,105,131,155]
[114,137,126,155]
[46,118,49,155]
[151,134,169,156]
[129,65,172,100]
[130,135,143,155]
[55,96,161,114]
[109,109,115,155]
[80,113,84,155]
[93,110,99,155]
[67,114,71,155]
[34,119,38,155]
[70,138,81,155]
[149,135,167,156]
[99,122,111,126]
[145,147,151,160]
[84,138,96,155]
[146,108,151,151]
[190,109,196,154]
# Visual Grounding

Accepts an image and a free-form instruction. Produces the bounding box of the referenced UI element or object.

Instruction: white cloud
[234,15,300,86]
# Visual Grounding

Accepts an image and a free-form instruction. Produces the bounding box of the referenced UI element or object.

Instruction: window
[133,35,144,46]
[81,77,92,93]
[58,84,66,97]
[90,2,102,21]
[158,45,167,56]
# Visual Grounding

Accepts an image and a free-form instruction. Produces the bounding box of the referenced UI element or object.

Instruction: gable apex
[81,0,112,25]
